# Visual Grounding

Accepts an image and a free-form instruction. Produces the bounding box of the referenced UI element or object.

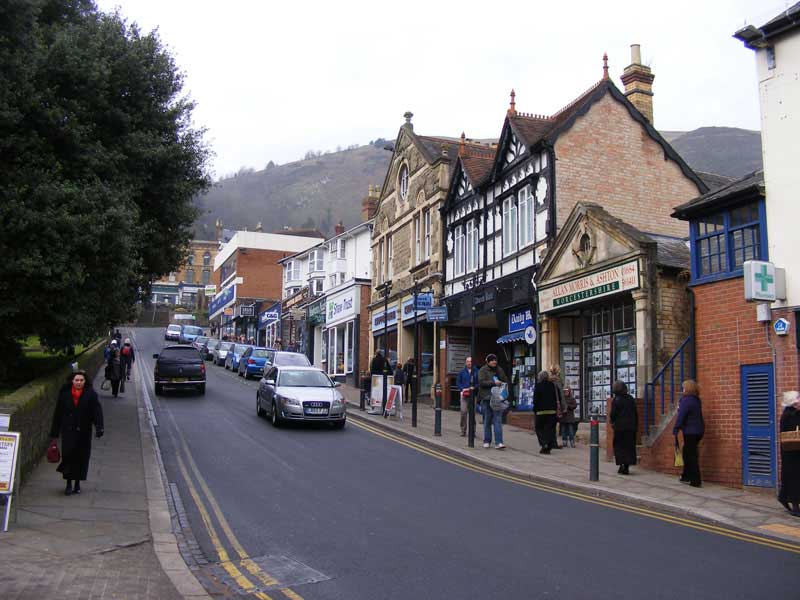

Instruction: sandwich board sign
[0,431,20,532]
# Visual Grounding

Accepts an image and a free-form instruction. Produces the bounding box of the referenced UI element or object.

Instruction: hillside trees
[0,0,210,373]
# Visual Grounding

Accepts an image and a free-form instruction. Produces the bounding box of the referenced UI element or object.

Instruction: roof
[460,144,497,186]
[672,170,765,220]
[734,2,800,48]
[695,171,737,192]
[271,228,326,239]
[213,230,323,271]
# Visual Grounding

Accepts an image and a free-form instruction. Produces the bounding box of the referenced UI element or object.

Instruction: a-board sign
[0,432,20,494]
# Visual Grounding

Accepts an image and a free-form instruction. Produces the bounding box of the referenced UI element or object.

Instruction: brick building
[150,239,219,307]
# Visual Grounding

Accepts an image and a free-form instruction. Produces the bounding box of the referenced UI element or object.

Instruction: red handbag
[47,440,61,463]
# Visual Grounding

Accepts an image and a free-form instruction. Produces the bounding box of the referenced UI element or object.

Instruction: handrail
[644,335,694,436]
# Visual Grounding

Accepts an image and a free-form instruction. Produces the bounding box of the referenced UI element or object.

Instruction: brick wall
[640,276,799,487]
[656,271,691,366]
[358,285,371,376]
[555,93,701,238]
[237,249,292,300]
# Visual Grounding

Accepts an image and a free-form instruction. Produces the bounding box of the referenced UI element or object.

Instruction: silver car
[212,341,234,366]
[256,366,345,429]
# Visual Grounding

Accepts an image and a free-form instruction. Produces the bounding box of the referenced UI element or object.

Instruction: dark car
[238,347,269,379]
[153,345,206,395]
[203,339,220,361]
[192,336,209,353]
[256,366,345,428]
[265,350,312,368]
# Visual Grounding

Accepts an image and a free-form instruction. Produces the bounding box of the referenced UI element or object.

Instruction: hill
[193,141,392,239]
[193,127,763,238]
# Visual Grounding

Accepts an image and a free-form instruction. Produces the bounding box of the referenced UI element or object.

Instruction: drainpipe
[687,287,696,379]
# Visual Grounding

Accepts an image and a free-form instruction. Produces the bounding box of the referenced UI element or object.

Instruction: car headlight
[332,395,344,407]
[280,396,300,407]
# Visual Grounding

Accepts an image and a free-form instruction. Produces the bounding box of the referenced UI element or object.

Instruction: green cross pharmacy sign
[744,260,782,302]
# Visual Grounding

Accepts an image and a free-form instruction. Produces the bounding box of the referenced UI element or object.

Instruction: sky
[96,0,783,179]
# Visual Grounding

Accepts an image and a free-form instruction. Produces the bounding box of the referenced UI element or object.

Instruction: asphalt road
[132,327,798,600]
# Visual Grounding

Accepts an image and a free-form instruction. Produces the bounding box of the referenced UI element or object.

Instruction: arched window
[398,165,409,201]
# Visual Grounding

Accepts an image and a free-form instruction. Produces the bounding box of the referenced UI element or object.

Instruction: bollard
[467,389,476,448]
[360,373,368,411]
[434,383,442,436]
[589,419,599,481]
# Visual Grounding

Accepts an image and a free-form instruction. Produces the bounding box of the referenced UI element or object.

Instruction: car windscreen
[158,347,201,362]
[275,353,311,366]
[251,349,268,358]
[195,336,208,344]
[219,342,234,351]
[207,340,220,349]
[183,326,203,335]
[234,344,249,354]
[278,370,332,387]
[167,325,181,331]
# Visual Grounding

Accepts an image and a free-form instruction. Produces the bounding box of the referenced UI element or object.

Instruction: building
[150,239,219,307]
[369,113,477,399]
[209,230,322,340]
[442,46,708,426]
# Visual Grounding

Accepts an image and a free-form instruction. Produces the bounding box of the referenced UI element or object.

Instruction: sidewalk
[340,384,800,545]
[0,364,207,599]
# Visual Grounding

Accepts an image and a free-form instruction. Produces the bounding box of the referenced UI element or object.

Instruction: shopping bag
[674,439,684,468]
[100,379,110,391]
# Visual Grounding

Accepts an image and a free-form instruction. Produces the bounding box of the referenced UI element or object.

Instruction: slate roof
[672,170,765,220]
[460,145,497,186]
[695,171,736,192]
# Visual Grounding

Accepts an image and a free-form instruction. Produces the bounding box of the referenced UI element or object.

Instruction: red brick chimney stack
[602,52,609,80]
[361,185,380,221]
[334,221,345,235]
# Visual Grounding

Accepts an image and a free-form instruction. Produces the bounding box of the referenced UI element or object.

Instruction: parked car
[192,336,209,352]
[212,341,234,366]
[264,350,312,368]
[238,347,269,379]
[203,339,219,361]
[225,344,251,371]
[180,325,205,344]
[153,345,206,395]
[256,366,345,428]
[165,324,182,341]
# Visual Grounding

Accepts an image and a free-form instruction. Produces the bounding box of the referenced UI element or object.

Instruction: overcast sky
[97,0,780,179]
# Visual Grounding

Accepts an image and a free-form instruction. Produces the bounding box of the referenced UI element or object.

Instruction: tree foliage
[0,0,210,371]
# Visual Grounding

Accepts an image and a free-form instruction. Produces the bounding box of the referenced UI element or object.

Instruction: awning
[496,331,526,344]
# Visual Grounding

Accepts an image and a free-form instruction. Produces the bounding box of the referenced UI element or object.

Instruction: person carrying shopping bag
[478,354,508,450]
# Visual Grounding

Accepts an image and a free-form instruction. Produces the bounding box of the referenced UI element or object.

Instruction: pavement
[0,362,209,599]
[338,383,800,545]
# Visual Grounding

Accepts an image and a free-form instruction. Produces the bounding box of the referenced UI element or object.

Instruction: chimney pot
[620,44,655,125]
[631,44,642,64]
[335,221,345,235]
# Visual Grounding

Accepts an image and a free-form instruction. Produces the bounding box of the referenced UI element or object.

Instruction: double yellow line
[348,416,800,555]
[138,353,303,599]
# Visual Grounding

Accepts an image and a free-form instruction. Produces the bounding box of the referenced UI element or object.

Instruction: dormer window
[399,165,409,201]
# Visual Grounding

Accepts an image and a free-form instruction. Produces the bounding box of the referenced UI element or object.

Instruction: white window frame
[399,165,409,201]
[386,235,393,280]
[518,185,533,248]
[309,249,324,273]
[378,241,385,284]
[337,239,346,259]
[503,198,518,256]
[454,225,465,276]
[423,210,431,260]
[466,220,478,272]
[310,278,324,296]
[285,261,301,282]
[414,214,421,264]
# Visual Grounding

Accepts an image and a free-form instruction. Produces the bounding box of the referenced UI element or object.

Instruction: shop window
[346,321,354,373]
[691,200,766,283]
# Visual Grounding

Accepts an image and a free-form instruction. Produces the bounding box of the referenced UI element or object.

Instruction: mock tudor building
[442,46,709,427]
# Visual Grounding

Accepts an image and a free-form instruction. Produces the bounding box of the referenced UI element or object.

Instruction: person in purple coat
[673,380,705,487]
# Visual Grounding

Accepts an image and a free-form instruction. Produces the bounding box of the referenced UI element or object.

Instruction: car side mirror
[333,382,341,387]
[152,354,159,359]
[265,379,276,386]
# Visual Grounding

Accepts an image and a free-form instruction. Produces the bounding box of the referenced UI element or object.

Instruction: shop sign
[258,302,281,327]
[209,284,236,318]
[223,307,234,316]
[327,291,356,324]
[402,297,427,321]
[524,326,537,345]
[414,292,434,310]
[426,306,449,322]
[372,306,398,331]
[538,260,640,313]
[508,308,533,332]
[744,260,785,302]
[285,287,309,309]
[204,284,216,297]
[308,297,326,326]
[239,304,255,317]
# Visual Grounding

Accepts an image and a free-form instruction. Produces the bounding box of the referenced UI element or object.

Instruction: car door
[239,347,251,375]
[263,367,278,412]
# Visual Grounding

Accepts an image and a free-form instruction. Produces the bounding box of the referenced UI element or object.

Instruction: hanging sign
[524,326,537,345]
[204,284,217,297]
[744,260,786,302]
[414,292,434,310]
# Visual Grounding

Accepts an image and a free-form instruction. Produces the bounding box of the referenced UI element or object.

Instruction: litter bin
[448,375,461,410]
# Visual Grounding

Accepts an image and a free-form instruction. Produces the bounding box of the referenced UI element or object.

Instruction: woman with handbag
[49,370,104,496]
[672,379,705,488]
[610,380,638,474]
[778,391,800,516]
[477,354,508,450]
[560,386,579,447]
[533,370,559,454]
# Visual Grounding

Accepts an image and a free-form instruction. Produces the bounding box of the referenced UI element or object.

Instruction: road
[132,327,799,600]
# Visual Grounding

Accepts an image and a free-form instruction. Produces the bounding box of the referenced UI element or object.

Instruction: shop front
[324,286,361,385]
[371,303,399,367]
[306,296,326,368]
[496,307,537,411]
[281,288,308,353]
[209,284,237,338]
[401,295,434,397]
[258,302,281,348]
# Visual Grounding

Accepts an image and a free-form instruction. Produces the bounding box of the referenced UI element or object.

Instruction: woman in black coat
[107,347,125,397]
[779,391,800,516]
[49,371,104,495]
[609,380,637,475]
[533,370,559,454]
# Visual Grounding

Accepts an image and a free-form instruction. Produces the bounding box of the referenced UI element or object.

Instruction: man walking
[402,356,415,403]
[456,357,478,437]
[478,354,508,449]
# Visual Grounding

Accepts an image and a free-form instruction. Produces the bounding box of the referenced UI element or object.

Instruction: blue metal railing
[644,336,694,436]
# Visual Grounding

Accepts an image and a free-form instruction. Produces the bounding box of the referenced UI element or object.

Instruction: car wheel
[256,394,266,418]
[198,383,206,395]
[332,419,346,430]
[271,401,281,427]
[154,383,163,395]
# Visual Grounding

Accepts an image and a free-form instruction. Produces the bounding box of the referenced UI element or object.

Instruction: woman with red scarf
[49,370,104,496]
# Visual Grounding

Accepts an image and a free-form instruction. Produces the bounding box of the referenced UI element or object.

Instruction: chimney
[255,221,263,232]
[215,218,223,241]
[335,221,345,235]
[459,132,466,157]
[508,89,516,116]
[620,44,655,125]
[361,185,379,221]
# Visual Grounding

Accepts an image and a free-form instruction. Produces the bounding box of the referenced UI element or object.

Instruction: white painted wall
[756,34,800,306]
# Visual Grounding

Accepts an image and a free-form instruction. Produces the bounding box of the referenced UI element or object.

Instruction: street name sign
[426,306,449,322]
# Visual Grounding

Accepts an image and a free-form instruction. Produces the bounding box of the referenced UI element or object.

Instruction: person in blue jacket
[673,379,705,487]
[456,357,479,437]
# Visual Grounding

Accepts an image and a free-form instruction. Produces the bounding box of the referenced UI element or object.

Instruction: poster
[0,432,20,494]
[369,375,395,413]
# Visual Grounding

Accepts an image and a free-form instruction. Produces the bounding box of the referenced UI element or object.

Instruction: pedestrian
[392,359,406,401]
[113,328,122,344]
[107,347,125,397]
[456,357,478,437]
[779,391,800,516]
[49,370,104,496]
[549,365,565,449]
[402,357,416,403]
[370,349,386,376]
[121,338,135,380]
[560,386,579,447]
[609,380,638,474]
[533,370,559,454]
[478,354,508,450]
[673,379,705,487]
[274,337,283,351]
